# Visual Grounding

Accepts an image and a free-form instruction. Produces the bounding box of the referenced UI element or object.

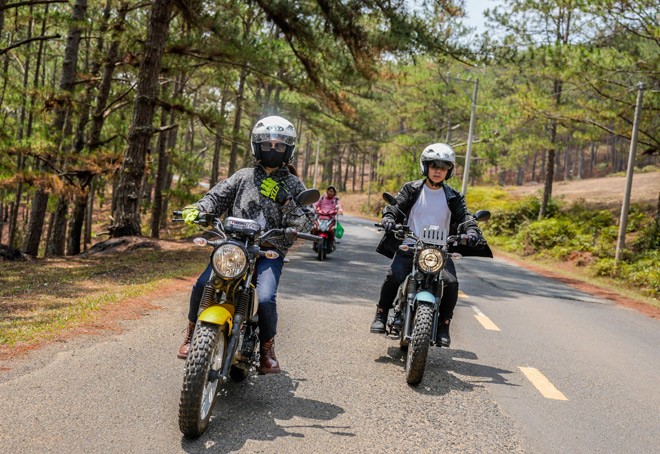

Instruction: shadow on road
[375,346,518,395]
[180,372,351,452]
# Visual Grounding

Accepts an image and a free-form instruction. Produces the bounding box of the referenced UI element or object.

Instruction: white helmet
[250,115,297,167]
[420,143,456,179]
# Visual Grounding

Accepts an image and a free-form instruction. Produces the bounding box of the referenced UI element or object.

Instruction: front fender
[415,291,436,305]
[198,304,234,331]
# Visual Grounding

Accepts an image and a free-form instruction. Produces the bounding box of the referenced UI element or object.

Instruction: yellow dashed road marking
[471,306,501,331]
[519,367,569,401]
[458,290,469,299]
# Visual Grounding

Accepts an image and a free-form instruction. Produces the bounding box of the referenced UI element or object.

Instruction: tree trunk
[111,0,172,237]
[302,138,311,181]
[577,145,584,179]
[360,151,365,192]
[540,147,556,219]
[23,0,88,255]
[23,191,48,255]
[46,197,68,256]
[66,191,87,255]
[210,89,227,187]
[83,177,95,250]
[539,77,562,219]
[228,69,247,175]
[150,103,170,238]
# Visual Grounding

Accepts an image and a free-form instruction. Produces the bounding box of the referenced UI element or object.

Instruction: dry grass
[504,171,660,208]
[0,240,206,351]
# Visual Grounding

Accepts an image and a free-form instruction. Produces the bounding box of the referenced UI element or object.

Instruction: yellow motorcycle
[173,189,321,438]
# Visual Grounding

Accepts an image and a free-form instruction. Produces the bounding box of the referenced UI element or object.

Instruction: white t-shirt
[406,184,450,243]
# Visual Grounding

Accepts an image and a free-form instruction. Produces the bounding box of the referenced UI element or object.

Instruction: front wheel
[179,322,228,438]
[317,239,326,261]
[405,304,433,385]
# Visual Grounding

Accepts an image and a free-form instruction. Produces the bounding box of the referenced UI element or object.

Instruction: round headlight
[417,248,444,273]
[212,243,247,279]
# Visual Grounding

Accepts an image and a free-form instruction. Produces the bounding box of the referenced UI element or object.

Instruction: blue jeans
[188,255,284,342]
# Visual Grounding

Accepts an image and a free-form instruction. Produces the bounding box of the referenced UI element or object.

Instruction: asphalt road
[1,215,658,453]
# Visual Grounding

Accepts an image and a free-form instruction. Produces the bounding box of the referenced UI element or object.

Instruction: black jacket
[376,179,493,259]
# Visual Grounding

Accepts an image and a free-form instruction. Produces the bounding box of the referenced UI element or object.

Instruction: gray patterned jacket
[192,165,314,256]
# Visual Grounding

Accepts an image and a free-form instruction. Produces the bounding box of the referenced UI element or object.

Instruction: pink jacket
[314,195,343,215]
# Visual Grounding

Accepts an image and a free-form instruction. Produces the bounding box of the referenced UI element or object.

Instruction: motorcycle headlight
[417,248,444,273]
[211,243,247,279]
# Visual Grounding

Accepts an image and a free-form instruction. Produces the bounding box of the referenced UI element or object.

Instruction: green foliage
[479,188,658,297]
[484,196,560,236]
[520,217,580,252]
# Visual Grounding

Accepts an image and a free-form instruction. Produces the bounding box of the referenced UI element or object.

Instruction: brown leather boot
[259,338,281,374]
[177,320,195,359]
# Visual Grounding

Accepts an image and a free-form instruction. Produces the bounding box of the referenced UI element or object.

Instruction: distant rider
[370,143,492,346]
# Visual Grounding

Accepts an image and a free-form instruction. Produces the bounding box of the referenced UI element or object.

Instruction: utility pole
[313,138,321,189]
[615,82,644,265]
[461,78,479,196]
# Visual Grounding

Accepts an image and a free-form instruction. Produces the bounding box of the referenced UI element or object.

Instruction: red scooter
[311,209,338,261]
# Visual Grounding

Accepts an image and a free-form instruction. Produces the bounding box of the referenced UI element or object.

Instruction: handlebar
[374,222,472,246]
[295,231,324,243]
[173,210,323,244]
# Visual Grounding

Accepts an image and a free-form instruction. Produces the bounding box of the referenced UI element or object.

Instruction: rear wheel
[179,322,227,438]
[405,304,433,385]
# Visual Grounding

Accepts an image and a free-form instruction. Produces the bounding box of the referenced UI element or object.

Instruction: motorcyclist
[370,143,492,347]
[313,185,344,216]
[178,115,314,374]
[312,185,343,248]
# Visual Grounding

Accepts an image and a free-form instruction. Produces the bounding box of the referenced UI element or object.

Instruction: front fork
[398,278,444,344]
[201,271,256,383]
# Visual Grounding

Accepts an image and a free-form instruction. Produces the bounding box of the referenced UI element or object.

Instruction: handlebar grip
[173,210,182,216]
[297,232,324,243]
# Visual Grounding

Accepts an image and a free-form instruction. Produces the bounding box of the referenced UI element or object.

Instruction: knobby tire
[405,304,433,385]
[179,323,227,438]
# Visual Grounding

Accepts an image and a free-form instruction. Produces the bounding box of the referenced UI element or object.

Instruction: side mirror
[296,189,320,206]
[382,192,397,206]
[382,192,407,224]
[473,210,491,222]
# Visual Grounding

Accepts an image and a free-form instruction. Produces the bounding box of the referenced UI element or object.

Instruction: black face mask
[427,177,443,188]
[260,149,286,168]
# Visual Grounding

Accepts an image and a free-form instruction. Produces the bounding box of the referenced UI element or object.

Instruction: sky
[462,0,496,34]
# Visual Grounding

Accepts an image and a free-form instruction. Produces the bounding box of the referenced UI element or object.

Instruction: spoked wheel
[179,322,228,438]
[405,304,433,385]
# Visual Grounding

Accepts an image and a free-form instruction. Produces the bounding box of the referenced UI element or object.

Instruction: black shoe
[370,309,387,333]
[437,320,451,347]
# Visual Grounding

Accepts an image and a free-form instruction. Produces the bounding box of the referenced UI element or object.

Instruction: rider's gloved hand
[466,233,480,247]
[182,205,200,226]
[382,217,396,233]
[261,178,291,206]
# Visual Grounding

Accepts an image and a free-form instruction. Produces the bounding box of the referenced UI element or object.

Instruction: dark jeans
[378,249,459,321]
[188,255,284,342]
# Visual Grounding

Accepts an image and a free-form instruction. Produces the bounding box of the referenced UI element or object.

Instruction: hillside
[503,172,660,208]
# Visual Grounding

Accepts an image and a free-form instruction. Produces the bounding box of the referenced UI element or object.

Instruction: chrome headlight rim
[417,248,444,274]
[211,242,248,279]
